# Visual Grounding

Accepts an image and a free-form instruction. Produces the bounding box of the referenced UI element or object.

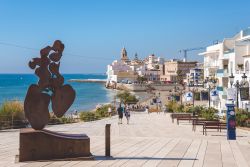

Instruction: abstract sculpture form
[19,41,92,162]
[24,40,75,130]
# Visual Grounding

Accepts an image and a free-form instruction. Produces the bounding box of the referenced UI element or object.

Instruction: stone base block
[19,128,93,162]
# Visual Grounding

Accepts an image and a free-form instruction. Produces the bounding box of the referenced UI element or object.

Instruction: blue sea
[0,74,117,112]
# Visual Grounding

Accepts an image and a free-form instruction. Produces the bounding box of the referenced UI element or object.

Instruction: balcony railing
[204,63,219,68]
[216,69,229,77]
[224,49,234,54]
[235,70,245,74]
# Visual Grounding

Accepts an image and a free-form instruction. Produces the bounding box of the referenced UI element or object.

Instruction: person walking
[108,106,112,117]
[162,105,167,114]
[159,101,162,114]
[156,98,161,114]
[145,105,149,114]
[125,105,131,124]
[117,103,123,124]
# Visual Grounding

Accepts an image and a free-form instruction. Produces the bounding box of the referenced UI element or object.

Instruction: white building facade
[106,48,138,86]
[106,49,166,87]
[106,60,136,84]
[200,27,250,114]
[186,65,204,86]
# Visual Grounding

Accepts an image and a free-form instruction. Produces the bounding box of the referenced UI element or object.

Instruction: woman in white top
[108,107,112,117]
[124,105,131,124]
[145,106,149,114]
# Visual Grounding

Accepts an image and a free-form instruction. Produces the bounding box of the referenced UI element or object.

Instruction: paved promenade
[0,112,250,167]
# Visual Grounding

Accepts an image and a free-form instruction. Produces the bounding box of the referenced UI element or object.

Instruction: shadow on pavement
[94,156,197,161]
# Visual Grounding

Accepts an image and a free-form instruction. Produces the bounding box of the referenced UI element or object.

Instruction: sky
[0,0,250,74]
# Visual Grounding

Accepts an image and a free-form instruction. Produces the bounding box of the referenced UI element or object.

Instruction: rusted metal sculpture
[24,40,76,130]
[19,41,92,162]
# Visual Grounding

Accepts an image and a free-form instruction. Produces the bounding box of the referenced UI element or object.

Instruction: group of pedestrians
[145,104,168,114]
[111,96,169,124]
[117,104,130,124]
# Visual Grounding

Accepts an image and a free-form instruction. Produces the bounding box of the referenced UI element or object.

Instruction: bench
[192,119,218,131]
[170,113,192,123]
[177,115,198,125]
[220,122,227,131]
[203,122,227,136]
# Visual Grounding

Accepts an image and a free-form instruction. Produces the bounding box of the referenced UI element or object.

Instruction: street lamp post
[208,84,211,108]
[204,76,217,108]
[204,77,211,108]
[192,83,196,107]
[229,73,235,88]
[228,72,247,108]
[235,80,240,108]
[192,75,196,107]
[192,89,195,107]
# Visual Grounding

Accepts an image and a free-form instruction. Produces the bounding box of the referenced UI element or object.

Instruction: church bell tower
[121,47,129,63]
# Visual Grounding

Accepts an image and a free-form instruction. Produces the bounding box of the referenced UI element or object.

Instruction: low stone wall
[116,83,182,92]
[151,84,182,91]
[116,83,147,91]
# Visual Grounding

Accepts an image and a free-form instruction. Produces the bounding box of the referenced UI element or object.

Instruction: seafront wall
[68,79,183,92]
[68,79,106,83]
[117,83,147,91]
[116,83,182,92]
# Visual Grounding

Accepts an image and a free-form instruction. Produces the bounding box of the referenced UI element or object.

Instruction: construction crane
[179,47,205,62]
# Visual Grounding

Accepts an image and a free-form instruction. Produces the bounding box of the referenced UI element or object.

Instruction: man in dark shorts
[117,103,123,124]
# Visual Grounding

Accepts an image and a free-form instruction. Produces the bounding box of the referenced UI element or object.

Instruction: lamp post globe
[229,73,234,88]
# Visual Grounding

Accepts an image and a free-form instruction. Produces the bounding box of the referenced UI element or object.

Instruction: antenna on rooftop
[213,40,219,45]
[179,47,205,62]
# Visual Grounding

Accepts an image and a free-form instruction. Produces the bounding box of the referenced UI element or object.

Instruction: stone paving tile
[203,141,222,167]
[110,138,158,167]
[230,141,249,167]
[142,138,178,167]
[121,138,168,167]
[0,112,250,167]
[193,140,208,167]
[157,139,193,167]
[178,139,201,167]
[94,138,149,166]
[220,141,237,167]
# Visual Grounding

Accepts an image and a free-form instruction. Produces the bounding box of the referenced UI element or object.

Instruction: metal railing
[0,113,118,130]
[0,117,29,130]
[0,116,80,130]
[235,70,245,74]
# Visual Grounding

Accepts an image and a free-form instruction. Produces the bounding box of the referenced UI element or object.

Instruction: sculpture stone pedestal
[19,128,93,162]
